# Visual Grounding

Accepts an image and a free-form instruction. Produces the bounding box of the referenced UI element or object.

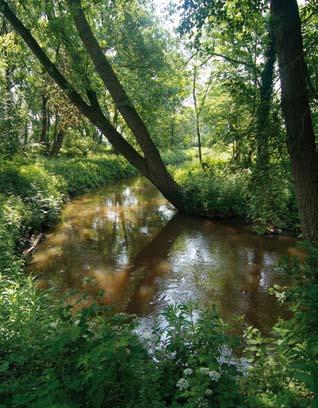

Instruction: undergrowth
[0,245,316,407]
[0,151,313,407]
[173,159,299,234]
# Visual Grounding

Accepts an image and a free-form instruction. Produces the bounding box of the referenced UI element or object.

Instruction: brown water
[29,177,302,333]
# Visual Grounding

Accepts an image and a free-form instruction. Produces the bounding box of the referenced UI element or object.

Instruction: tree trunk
[271,0,318,241]
[170,118,175,149]
[67,0,183,206]
[0,0,185,211]
[255,19,276,170]
[40,94,48,150]
[51,130,65,156]
[193,66,203,163]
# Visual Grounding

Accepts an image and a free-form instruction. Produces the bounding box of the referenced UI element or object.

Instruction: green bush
[174,160,299,233]
[174,161,249,218]
[161,150,188,166]
[43,155,136,195]
[0,154,135,280]
[150,303,245,407]
[0,160,65,231]
[248,163,299,234]
[0,194,28,273]
[0,282,159,408]
[0,246,316,407]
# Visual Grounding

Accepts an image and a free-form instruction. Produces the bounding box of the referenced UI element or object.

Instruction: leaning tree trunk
[0,0,185,211]
[67,0,183,208]
[271,0,318,241]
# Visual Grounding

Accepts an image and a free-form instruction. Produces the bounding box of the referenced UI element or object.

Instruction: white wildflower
[199,367,210,375]
[197,397,209,408]
[183,368,193,376]
[209,370,221,381]
[176,378,189,391]
[205,388,213,397]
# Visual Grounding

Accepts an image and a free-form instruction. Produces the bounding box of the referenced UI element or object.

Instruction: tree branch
[67,0,165,161]
[0,0,149,176]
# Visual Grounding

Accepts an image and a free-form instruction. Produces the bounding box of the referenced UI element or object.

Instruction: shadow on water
[29,177,303,333]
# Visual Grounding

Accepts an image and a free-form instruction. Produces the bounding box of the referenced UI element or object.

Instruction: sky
[152,0,180,34]
[152,0,307,33]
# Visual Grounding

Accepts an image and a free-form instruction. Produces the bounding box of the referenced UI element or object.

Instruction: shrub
[43,155,136,195]
[0,194,28,273]
[174,160,299,233]
[174,162,249,218]
[248,163,299,234]
[150,303,245,407]
[161,150,188,166]
[0,160,65,230]
[243,243,318,407]
[0,285,160,408]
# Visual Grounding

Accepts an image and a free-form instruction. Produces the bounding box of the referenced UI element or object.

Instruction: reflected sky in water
[29,177,302,333]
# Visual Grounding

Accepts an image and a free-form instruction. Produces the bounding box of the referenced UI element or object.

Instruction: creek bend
[29,177,302,333]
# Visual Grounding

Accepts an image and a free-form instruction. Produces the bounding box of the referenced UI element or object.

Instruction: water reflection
[29,177,300,333]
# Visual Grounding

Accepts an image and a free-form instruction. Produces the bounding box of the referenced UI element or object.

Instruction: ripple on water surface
[29,177,302,333]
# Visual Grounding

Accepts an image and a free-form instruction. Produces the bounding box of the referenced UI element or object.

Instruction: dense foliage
[0,242,317,407]
[0,0,318,406]
[0,150,315,407]
[0,153,134,251]
[172,157,299,234]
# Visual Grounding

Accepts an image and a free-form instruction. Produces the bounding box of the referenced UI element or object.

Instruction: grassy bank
[0,148,192,269]
[0,154,136,271]
[0,151,315,407]
[0,242,316,407]
[172,157,299,235]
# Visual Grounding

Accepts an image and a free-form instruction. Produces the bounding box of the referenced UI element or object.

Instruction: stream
[29,177,303,333]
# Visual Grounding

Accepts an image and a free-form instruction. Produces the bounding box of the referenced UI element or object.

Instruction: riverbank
[0,149,189,275]
[29,176,296,334]
[0,154,135,278]
[173,159,300,236]
[0,148,299,275]
[0,152,316,407]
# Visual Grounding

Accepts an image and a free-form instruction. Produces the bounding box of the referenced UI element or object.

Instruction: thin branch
[198,69,214,117]
[0,0,149,174]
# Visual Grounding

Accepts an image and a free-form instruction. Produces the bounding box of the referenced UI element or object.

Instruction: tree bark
[193,66,203,164]
[170,117,175,149]
[40,94,48,150]
[50,130,65,156]
[255,19,276,170]
[0,0,184,210]
[271,0,318,241]
[67,0,183,207]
